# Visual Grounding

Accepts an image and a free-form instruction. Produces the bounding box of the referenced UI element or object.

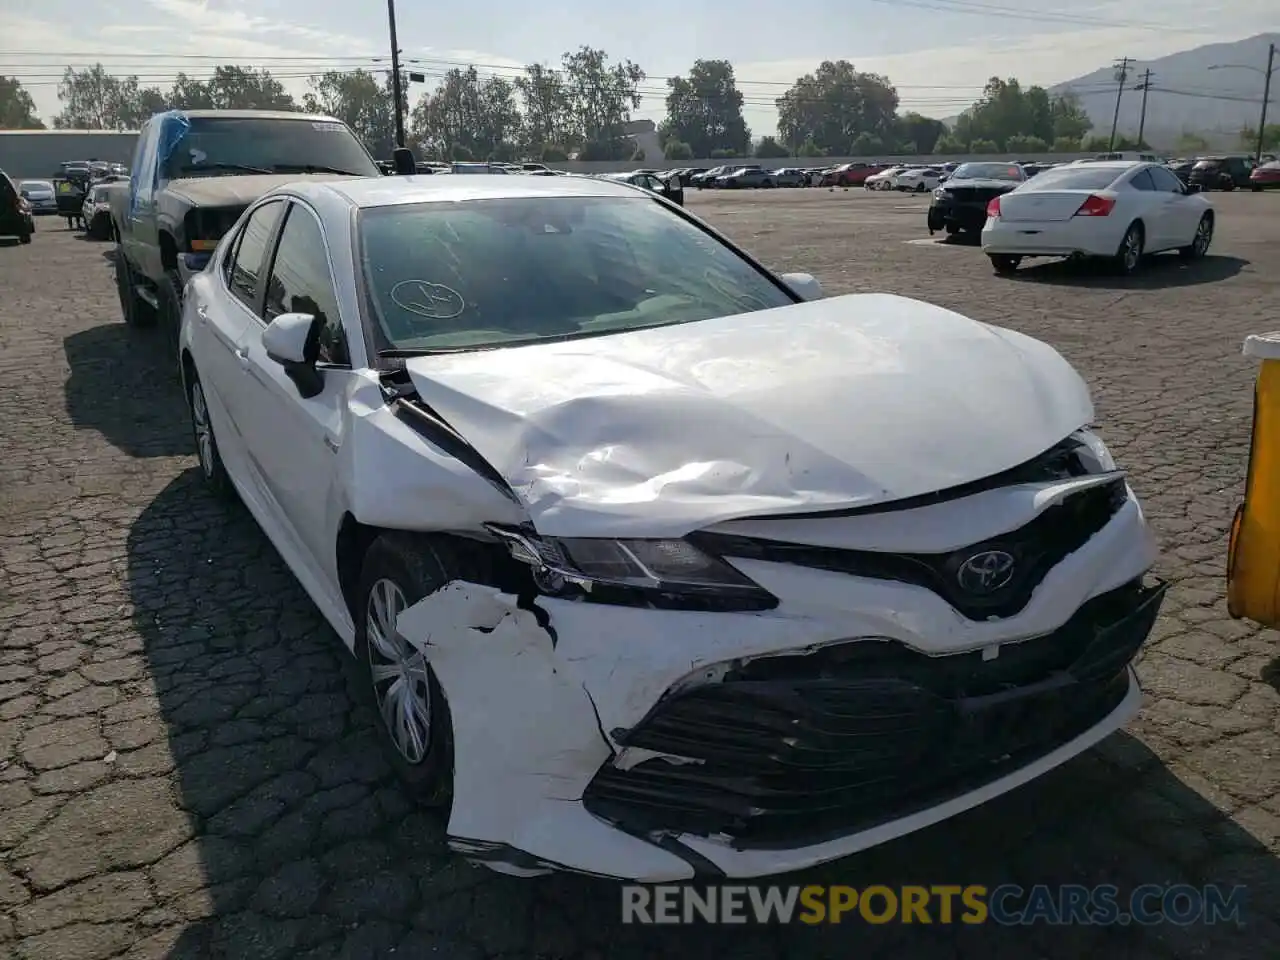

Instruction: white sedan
[981,160,1214,275]
[893,167,943,192]
[864,166,906,190]
[179,174,1161,882]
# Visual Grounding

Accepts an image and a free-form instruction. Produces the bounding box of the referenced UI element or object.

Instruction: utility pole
[1257,42,1276,164]
[1109,57,1132,151]
[1135,69,1153,147]
[386,0,406,149]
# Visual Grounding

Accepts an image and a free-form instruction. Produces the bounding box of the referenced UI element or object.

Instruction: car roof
[288,173,651,210]
[1066,160,1146,171]
[174,109,343,122]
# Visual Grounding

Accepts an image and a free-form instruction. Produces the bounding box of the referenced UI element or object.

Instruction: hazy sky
[4,0,1275,133]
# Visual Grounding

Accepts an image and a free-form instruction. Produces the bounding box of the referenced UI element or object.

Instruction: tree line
[4,55,1262,160]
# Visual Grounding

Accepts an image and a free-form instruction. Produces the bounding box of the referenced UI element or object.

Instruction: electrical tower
[1133,69,1153,148]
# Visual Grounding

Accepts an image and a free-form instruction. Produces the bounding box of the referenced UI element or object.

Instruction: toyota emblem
[956,550,1016,594]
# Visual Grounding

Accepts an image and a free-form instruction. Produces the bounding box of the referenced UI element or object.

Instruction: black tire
[186,369,236,501]
[945,224,960,236]
[115,251,156,328]
[916,182,927,192]
[19,229,32,245]
[157,267,184,356]
[1113,222,1144,275]
[1254,186,1264,193]
[989,254,1021,275]
[354,534,457,806]
[763,179,774,188]
[1179,212,1213,259]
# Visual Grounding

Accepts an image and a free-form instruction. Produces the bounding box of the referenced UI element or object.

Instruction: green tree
[1175,131,1210,153]
[1239,123,1280,152]
[540,144,569,162]
[0,77,44,129]
[1052,135,1082,152]
[753,136,789,158]
[410,67,521,161]
[1050,92,1091,142]
[894,112,944,154]
[775,60,898,155]
[934,134,965,154]
[663,139,694,160]
[168,72,215,110]
[559,46,645,157]
[514,64,571,156]
[970,138,1000,153]
[303,69,405,158]
[1006,134,1048,153]
[205,66,294,110]
[849,131,884,155]
[660,59,750,158]
[709,147,737,159]
[54,65,132,129]
[795,137,827,157]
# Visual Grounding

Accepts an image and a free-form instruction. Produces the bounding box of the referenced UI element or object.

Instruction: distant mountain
[941,33,1277,151]
[1050,33,1277,151]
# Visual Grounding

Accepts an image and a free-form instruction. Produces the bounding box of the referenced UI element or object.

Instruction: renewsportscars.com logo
[621,884,1247,926]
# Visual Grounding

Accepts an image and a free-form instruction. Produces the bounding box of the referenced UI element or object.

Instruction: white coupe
[893,167,943,192]
[981,160,1214,275]
[178,174,1162,882]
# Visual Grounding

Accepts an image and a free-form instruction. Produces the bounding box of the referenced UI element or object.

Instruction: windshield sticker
[390,281,466,320]
[312,122,345,132]
[189,149,208,165]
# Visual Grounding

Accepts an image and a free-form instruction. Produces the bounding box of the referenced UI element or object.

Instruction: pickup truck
[110,108,382,348]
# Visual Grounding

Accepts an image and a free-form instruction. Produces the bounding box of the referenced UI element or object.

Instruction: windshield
[1192,159,1223,170]
[20,181,53,191]
[1022,166,1126,190]
[951,162,1024,181]
[89,186,109,201]
[161,117,380,180]
[358,196,796,353]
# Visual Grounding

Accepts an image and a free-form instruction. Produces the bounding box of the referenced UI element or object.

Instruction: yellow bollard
[1228,332,1280,627]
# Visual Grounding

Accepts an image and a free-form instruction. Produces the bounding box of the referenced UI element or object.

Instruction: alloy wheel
[366,578,432,765]
[1194,216,1213,255]
[1122,228,1142,272]
[190,382,215,479]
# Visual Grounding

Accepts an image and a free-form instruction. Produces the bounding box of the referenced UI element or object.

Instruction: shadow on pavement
[1009,254,1249,290]
[122,479,1280,956]
[63,322,190,459]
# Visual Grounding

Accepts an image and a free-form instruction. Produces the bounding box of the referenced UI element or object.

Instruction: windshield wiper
[377,347,494,357]
[272,163,366,176]
[179,162,273,175]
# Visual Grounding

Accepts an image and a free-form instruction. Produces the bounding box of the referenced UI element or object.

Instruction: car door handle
[234,347,250,366]
[195,304,209,324]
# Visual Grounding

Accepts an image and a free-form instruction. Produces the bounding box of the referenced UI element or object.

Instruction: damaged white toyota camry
[178,174,1163,882]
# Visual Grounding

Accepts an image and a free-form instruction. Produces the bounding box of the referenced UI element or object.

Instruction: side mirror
[1187,183,1201,193]
[392,147,416,175]
[263,312,325,398]
[780,272,823,301]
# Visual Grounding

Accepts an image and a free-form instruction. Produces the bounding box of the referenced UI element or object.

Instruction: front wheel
[989,254,1021,275]
[915,182,927,193]
[1180,213,1213,259]
[355,534,457,806]
[116,253,155,328]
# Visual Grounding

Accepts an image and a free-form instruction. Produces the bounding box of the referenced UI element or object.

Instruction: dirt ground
[1,187,1278,959]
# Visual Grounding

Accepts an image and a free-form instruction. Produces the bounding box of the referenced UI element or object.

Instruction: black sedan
[713,166,777,188]
[927,161,1027,237]
[603,171,685,206]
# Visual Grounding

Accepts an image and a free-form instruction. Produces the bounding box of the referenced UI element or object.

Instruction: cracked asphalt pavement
[1,189,1279,959]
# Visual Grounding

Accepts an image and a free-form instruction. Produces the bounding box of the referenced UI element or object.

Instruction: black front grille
[583,579,1164,850]
[943,186,1006,204]
[693,478,1127,622]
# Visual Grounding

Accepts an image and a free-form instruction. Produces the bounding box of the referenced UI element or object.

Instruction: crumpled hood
[403,293,1093,538]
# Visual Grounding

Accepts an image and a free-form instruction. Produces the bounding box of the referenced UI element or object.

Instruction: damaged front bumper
[395,487,1161,882]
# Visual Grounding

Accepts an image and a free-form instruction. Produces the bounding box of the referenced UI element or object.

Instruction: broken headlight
[1070,429,1118,474]
[485,525,778,611]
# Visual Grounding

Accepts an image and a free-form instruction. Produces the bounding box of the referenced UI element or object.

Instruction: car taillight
[986,197,1001,217]
[1074,194,1115,217]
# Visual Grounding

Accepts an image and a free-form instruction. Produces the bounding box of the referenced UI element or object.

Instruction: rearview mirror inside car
[780,272,823,301]
[263,312,325,398]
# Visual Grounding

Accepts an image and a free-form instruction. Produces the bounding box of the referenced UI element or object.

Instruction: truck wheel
[157,268,185,356]
[116,253,155,328]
